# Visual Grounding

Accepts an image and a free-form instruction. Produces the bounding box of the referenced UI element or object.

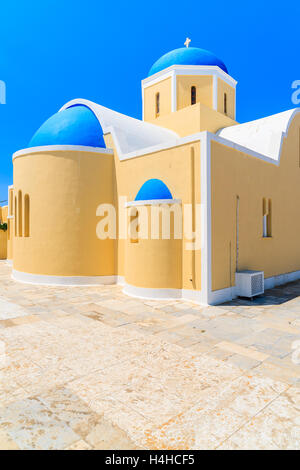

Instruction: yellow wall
[0,206,7,259]
[152,102,236,137]
[143,74,236,133]
[0,231,7,260]
[0,205,8,223]
[0,205,8,259]
[13,149,116,276]
[125,204,182,289]
[143,77,172,121]
[113,142,201,291]
[217,78,235,120]
[7,188,14,260]
[11,143,201,291]
[177,75,213,110]
[211,113,300,291]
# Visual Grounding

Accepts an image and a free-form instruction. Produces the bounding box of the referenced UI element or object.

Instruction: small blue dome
[29,104,106,148]
[135,179,173,201]
[148,47,228,76]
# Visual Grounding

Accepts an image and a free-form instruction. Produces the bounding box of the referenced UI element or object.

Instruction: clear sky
[0,0,299,201]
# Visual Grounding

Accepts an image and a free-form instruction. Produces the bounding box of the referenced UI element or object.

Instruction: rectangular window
[24,194,30,237]
[18,190,22,237]
[191,86,196,105]
[9,189,13,216]
[155,93,160,117]
[14,196,17,237]
[262,198,272,237]
[224,93,227,115]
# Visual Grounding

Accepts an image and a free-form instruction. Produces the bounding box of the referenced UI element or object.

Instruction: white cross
[184,37,191,48]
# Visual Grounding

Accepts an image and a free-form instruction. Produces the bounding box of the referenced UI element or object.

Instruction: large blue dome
[135,179,173,201]
[148,47,228,76]
[29,104,106,148]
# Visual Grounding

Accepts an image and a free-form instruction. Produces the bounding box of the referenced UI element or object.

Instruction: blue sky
[0,0,299,201]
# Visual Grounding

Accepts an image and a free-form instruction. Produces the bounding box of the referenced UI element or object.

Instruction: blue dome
[148,47,228,76]
[29,104,106,148]
[135,179,173,201]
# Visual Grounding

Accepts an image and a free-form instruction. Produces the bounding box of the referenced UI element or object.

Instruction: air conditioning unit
[235,270,264,298]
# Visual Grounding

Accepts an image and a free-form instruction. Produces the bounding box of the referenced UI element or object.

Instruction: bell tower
[142,40,237,136]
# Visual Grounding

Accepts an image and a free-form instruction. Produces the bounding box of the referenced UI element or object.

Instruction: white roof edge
[141,65,237,87]
[217,108,300,162]
[60,99,179,160]
[12,145,113,160]
[126,199,182,207]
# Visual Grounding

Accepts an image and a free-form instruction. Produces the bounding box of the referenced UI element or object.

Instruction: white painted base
[123,283,206,303]
[123,284,182,301]
[116,276,125,286]
[208,286,237,305]
[11,268,300,305]
[209,269,300,304]
[12,269,118,287]
[264,270,300,290]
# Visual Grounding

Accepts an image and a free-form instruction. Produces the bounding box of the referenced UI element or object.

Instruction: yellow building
[6,43,300,304]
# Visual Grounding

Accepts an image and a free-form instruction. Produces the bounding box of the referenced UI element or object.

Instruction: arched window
[18,190,22,237]
[191,86,196,105]
[9,189,13,216]
[224,93,227,115]
[24,194,30,237]
[155,92,160,116]
[14,196,17,237]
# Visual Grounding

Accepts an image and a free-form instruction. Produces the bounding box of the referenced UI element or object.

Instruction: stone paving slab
[0,261,299,449]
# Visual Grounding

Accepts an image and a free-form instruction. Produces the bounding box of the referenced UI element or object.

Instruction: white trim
[212,134,281,166]
[142,65,237,88]
[123,284,182,300]
[123,283,207,304]
[6,260,13,266]
[209,286,237,305]
[56,100,298,165]
[264,270,300,290]
[12,269,118,286]
[13,145,114,160]
[143,70,174,88]
[200,132,212,305]
[142,82,145,120]
[10,265,300,304]
[141,65,236,118]
[60,99,179,162]
[125,199,181,207]
[217,108,300,163]
[182,288,206,304]
[114,133,203,160]
[172,71,177,112]
[7,185,13,217]
[117,275,125,286]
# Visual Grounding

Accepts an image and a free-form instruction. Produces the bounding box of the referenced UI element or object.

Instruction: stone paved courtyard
[0,261,299,450]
